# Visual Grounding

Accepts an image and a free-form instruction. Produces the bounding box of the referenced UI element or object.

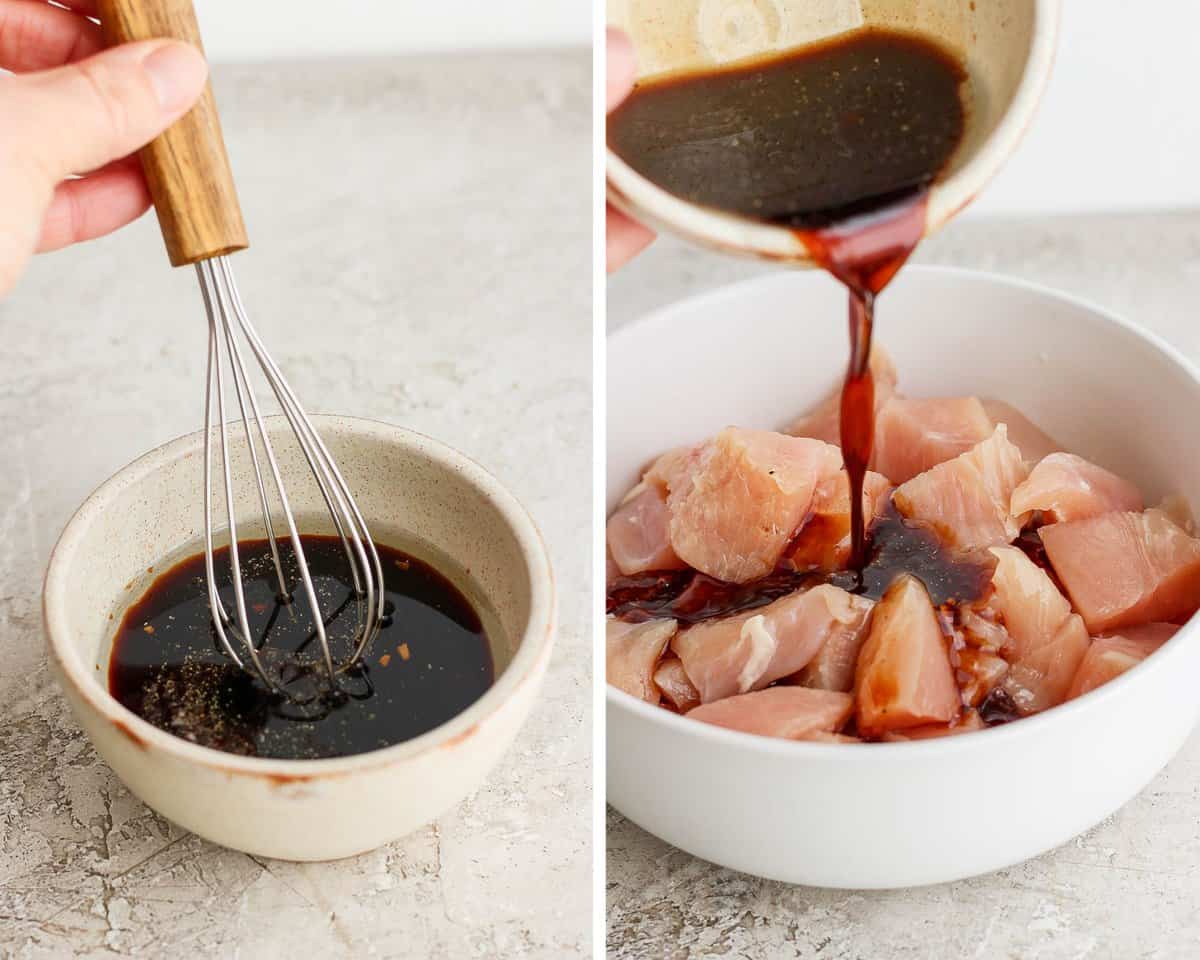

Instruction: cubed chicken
[981,399,1061,464]
[686,686,853,741]
[667,427,841,582]
[786,469,893,573]
[672,584,872,703]
[873,396,994,484]
[893,425,1029,551]
[653,656,701,712]
[1010,453,1143,524]
[606,482,687,576]
[987,546,1090,714]
[880,709,985,741]
[854,575,960,736]
[1066,623,1179,700]
[606,618,676,703]
[1041,509,1200,633]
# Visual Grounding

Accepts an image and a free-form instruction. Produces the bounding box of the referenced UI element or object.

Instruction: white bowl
[607,267,1200,887]
[45,416,555,861]
[607,0,1059,264]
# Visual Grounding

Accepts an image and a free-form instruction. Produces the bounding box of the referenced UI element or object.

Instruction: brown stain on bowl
[442,723,479,749]
[112,717,147,749]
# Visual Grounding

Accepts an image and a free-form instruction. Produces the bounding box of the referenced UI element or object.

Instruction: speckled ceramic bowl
[44,416,555,861]
[607,0,1059,263]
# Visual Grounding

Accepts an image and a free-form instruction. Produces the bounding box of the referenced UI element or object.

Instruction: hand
[606,27,654,273]
[0,1,209,296]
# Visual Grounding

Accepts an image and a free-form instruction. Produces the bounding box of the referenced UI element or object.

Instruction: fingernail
[608,27,634,67]
[142,41,208,112]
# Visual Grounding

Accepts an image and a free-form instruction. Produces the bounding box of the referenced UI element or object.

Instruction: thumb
[9,39,208,182]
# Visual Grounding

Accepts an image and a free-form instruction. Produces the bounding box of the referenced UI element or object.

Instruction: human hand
[0,1,209,296]
[606,27,654,273]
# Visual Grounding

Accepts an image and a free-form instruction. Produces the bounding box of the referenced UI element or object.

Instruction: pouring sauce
[608,27,968,567]
[109,535,494,759]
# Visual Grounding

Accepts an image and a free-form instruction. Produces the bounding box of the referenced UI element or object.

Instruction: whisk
[99,0,383,698]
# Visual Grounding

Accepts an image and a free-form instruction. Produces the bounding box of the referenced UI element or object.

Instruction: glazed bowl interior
[606,0,1058,261]
[607,267,1200,887]
[45,415,554,860]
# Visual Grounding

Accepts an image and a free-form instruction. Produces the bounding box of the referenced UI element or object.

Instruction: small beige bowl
[43,416,555,861]
[607,0,1060,262]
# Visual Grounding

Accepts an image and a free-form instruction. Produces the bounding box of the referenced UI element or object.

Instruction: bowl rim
[606,264,1200,756]
[43,414,556,777]
[605,0,1061,264]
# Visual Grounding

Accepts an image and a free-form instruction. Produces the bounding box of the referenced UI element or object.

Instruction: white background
[192,0,1196,217]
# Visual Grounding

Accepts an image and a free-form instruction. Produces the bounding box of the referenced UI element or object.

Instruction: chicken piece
[783,345,898,444]
[956,648,1010,708]
[1066,623,1179,700]
[1010,453,1143,524]
[1041,509,1200,634]
[686,686,853,741]
[653,656,701,712]
[672,585,872,703]
[986,546,1090,715]
[606,618,676,703]
[643,445,695,494]
[667,427,841,583]
[893,425,1029,551]
[607,482,687,576]
[881,709,985,741]
[981,399,1061,464]
[873,396,994,484]
[854,575,959,736]
[794,592,878,693]
[786,469,893,573]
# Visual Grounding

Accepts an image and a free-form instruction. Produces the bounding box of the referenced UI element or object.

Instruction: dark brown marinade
[109,535,494,760]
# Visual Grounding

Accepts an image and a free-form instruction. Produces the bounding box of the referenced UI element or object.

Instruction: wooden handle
[97,0,247,266]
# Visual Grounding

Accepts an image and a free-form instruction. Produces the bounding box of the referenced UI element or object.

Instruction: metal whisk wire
[198,256,385,698]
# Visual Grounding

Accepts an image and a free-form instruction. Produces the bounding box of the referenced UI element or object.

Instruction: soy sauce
[608,28,968,566]
[109,536,494,760]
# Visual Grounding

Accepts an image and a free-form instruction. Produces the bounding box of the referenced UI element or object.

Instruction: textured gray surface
[0,50,590,958]
[607,212,1200,958]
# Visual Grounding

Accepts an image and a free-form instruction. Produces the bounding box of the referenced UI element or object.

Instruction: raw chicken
[854,575,959,736]
[672,584,872,703]
[1010,453,1143,524]
[786,468,893,572]
[643,445,695,494]
[667,427,841,582]
[795,592,878,693]
[653,656,701,712]
[893,425,1028,551]
[1066,623,1180,700]
[981,399,1061,464]
[606,482,686,575]
[784,345,898,444]
[1041,509,1200,633]
[873,396,994,484]
[881,709,985,741]
[606,618,677,703]
[686,686,853,741]
[987,546,1090,714]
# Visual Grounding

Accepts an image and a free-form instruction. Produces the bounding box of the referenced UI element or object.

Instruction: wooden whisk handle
[97,0,248,266]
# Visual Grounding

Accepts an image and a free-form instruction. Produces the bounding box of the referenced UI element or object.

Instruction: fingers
[607,27,636,111]
[4,38,207,182]
[607,204,655,273]
[36,160,151,252]
[0,0,102,72]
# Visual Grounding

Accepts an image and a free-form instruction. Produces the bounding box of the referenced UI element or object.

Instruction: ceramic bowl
[44,416,555,861]
[607,267,1200,887]
[606,0,1060,263]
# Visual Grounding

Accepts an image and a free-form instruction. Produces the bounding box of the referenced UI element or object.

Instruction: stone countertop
[0,50,590,958]
[607,212,1200,959]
